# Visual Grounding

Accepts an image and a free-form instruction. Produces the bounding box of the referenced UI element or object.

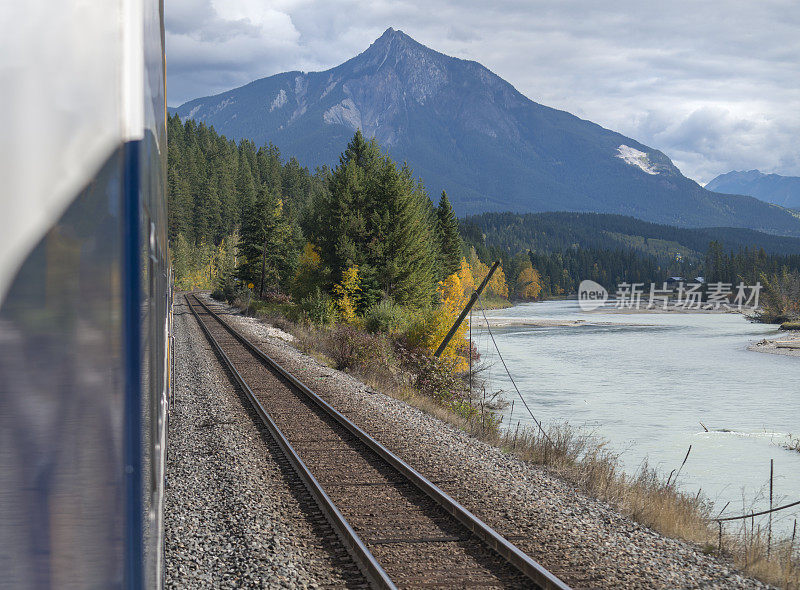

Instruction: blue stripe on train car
[123,139,144,590]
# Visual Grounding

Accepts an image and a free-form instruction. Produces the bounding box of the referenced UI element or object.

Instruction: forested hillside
[167,114,319,289]
[463,212,800,260]
[167,114,502,295]
[461,212,800,301]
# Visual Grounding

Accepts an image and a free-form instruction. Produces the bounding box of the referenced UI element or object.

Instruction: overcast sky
[165,0,800,184]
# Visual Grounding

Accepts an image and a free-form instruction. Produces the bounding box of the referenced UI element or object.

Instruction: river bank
[748,331,800,358]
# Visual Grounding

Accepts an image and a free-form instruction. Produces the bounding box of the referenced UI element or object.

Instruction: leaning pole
[434,260,500,358]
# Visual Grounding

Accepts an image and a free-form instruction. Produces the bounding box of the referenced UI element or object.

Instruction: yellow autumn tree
[333,265,361,323]
[406,271,469,372]
[486,264,509,298]
[468,255,509,300]
[293,242,323,300]
[440,271,468,315]
[457,257,475,298]
[471,257,489,288]
[516,262,542,300]
[437,271,470,371]
[174,236,235,291]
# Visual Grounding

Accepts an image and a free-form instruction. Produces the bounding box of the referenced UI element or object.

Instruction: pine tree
[310,131,437,308]
[382,166,437,306]
[435,191,462,280]
[235,147,258,221]
[193,173,222,245]
[315,130,379,305]
[237,186,287,297]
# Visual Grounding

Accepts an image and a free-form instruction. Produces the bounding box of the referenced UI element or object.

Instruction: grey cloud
[166,0,800,182]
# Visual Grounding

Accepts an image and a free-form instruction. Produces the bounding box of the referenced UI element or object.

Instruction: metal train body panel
[0,1,169,588]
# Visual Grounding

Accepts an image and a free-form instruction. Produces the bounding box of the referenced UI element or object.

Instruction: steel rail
[185,294,397,589]
[189,293,571,590]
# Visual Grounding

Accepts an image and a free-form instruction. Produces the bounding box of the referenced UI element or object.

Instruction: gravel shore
[202,294,771,590]
[165,297,364,589]
[748,331,800,358]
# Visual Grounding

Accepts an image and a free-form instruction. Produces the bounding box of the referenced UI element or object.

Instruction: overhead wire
[476,293,554,447]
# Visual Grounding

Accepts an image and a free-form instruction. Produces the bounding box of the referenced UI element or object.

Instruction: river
[476,300,800,536]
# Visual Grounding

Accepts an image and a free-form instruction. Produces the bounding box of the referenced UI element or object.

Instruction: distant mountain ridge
[706,170,800,210]
[172,28,800,236]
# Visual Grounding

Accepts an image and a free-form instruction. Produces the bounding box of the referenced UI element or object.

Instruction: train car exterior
[0,1,170,588]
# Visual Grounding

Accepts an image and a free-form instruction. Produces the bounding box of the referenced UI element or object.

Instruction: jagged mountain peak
[371,27,409,47]
[362,27,432,59]
[342,27,453,94]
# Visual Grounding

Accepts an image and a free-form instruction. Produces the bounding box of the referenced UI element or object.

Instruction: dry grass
[485,424,798,588]
[482,422,716,544]
[236,302,800,588]
[468,418,799,588]
[728,521,800,588]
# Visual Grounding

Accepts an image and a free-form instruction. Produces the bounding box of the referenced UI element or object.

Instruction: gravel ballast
[199,294,771,590]
[165,297,363,589]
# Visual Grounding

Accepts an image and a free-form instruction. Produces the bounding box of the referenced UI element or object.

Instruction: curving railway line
[185,293,570,590]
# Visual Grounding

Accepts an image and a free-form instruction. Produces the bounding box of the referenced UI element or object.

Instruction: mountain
[172,28,800,236]
[706,170,800,210]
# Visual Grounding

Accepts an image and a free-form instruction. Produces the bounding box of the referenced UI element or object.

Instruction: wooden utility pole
[469,306,472,396]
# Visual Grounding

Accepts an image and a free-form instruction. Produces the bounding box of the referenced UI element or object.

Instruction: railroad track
[186,293,570,590]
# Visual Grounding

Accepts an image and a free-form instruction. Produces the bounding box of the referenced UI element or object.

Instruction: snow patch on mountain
[270,89,287,112]
[616,145,658,175]
[323,98,362,130]
[186,98,232,121]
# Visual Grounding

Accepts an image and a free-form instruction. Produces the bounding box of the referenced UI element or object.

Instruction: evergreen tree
[310,131,437,308]
[238,186,277,296]
[193,173,222,245]
[237,186,297,297]
[314,130,380,305]
[235,147,257,220]
[435,191,462,280]
[705,241,725,283]
[382,167,437,306]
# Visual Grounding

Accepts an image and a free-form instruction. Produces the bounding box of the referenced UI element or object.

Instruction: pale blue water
[476,300,800,535]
